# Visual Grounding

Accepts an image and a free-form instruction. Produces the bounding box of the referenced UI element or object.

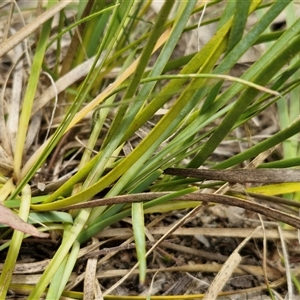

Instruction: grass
[1,0,300,299]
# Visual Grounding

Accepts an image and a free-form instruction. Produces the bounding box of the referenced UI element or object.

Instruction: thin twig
[63,191,300,230]
[165,168,300,183]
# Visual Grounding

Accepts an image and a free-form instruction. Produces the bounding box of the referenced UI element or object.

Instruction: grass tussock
[1,1,300,299]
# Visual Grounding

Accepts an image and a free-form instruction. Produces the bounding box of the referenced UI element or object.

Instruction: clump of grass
[0,1,300,299]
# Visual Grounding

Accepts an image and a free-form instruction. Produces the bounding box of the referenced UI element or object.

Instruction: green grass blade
[132,202,146,284]
[46,255,68,299]
[215,117,300,170]
[189,11,300,168]
[217,0,236,29]
[226,0,251,52]
[10,1,133,200]
[259,158,300,169]
[122,16,232,143]
[28,209,91,299]
[277,1,300,161]
[0,185,31,298]
[110,0,197,145]
[13,1,56,179]
[102,1,174,148]
[214,0,291,75]
[48,239,80,299]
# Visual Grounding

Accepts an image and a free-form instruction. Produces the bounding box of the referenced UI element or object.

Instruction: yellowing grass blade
[247,182,300,196]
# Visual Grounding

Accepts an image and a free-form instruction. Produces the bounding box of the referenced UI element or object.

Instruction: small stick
[164,168,300,183]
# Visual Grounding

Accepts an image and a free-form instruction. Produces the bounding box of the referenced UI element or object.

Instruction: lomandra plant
[1,1,300,299]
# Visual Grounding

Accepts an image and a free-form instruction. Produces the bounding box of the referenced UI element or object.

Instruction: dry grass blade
[96,263,282,281]
[94,227,298,240]
[84,238,99,300]
[6,34,23,155]
[0,1,72,59]
[30,55,105,117]
[0,204,49,238]
[203,252,242,300]
[204,227,260,300]
[278,225,294,299]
